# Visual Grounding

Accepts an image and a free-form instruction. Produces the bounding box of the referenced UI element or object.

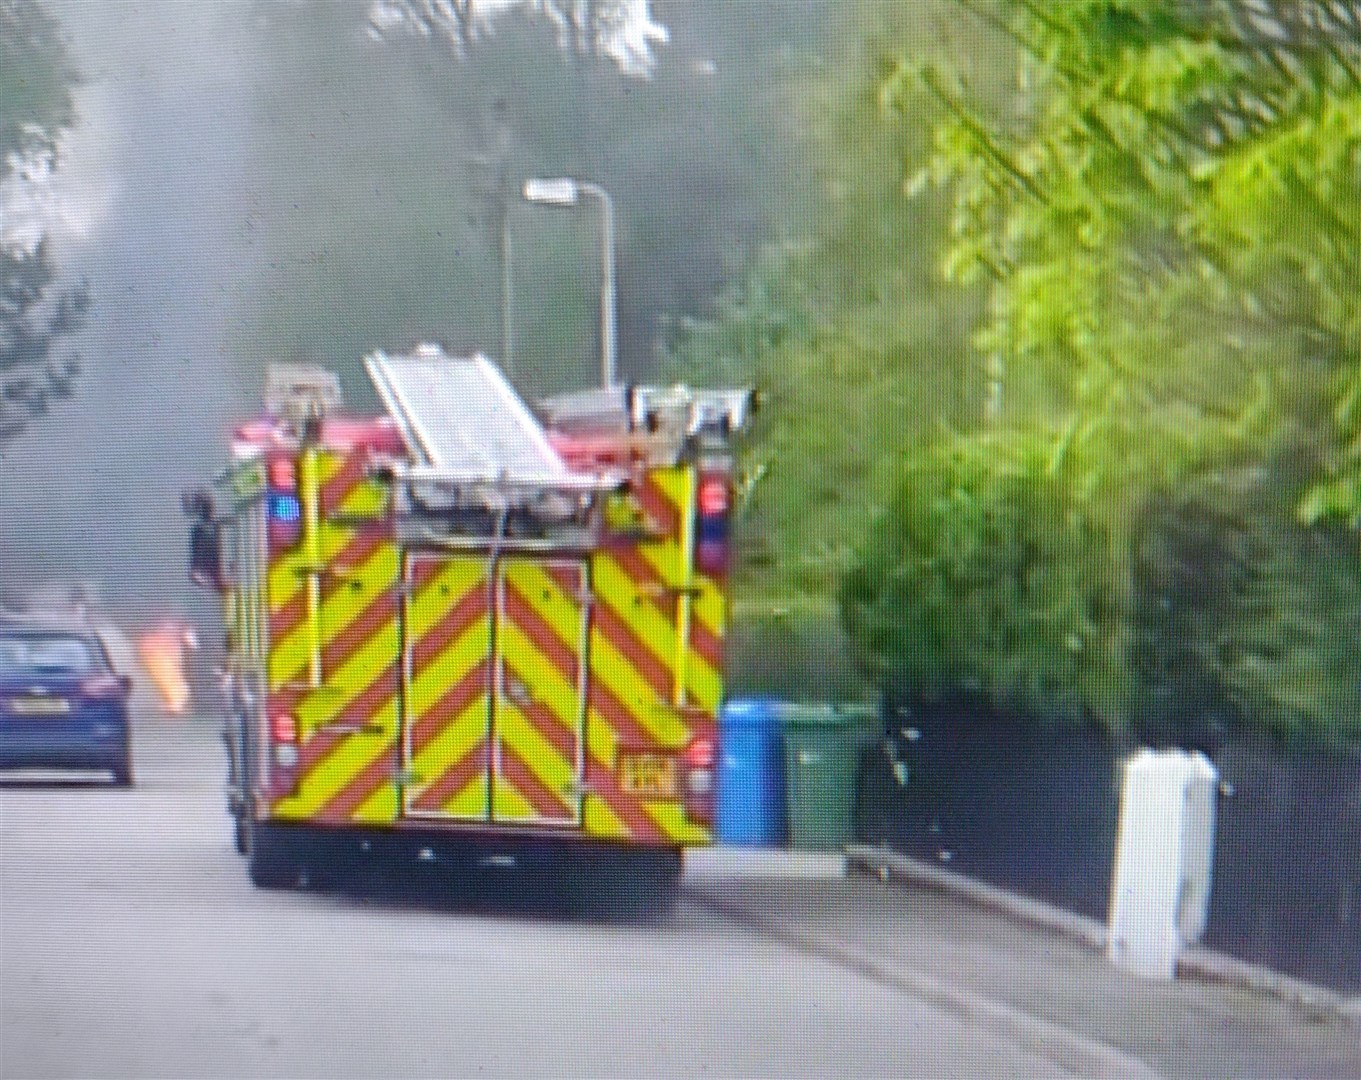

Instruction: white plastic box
[1107,749,1218,980]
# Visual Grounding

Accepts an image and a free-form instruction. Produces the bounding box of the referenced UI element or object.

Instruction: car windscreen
[0,634,107,678]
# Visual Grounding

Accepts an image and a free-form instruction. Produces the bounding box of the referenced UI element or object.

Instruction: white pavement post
[1107,749,1219,980]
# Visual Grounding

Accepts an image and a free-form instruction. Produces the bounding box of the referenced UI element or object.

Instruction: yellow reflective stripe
[337,476,387,517]
[352,783,398,824]
[402,563,491,815]
[685,655,722,715]
[436,774,488,818]
[506,629,577,694]
[407,696,488,816]
[287,557,478,729]
[591,557,678,674]
[649,465,689,504]
[410,708,486,784]
[278,699,397,816]
[511,561,678,744]
[583,795,630,839]
[491,782,535,821]
[300,614,489,820]
[586,710,619,769]
[493,708,574,817]
[267,525,355,612]
[264,451,366,609]
[628,537,725,655]
[643,800,706,844]
[268,543,398,691]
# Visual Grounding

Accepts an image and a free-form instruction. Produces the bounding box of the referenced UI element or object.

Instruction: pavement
[685,844,1361,1080]
[842,843,1361,1024]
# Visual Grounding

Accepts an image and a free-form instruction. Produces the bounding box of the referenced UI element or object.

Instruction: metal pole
[501,215,514,380]
[581,183,616,389]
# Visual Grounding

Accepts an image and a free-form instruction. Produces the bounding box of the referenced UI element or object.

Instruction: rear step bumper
[253,819,683,879]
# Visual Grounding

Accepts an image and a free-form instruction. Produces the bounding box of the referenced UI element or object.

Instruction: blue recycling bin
[716,698,788,845]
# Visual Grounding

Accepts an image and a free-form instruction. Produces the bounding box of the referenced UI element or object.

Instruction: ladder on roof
[364,345,618,511]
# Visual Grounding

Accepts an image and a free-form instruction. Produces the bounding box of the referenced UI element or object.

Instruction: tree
[0,0,88,450]
[839,0,1361,740]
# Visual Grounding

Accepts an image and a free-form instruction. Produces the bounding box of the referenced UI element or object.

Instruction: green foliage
[884,0,1361,521]
[1134,466,1361,747]
[835,0,1361,740]
[839,427,1130,729]
[663,0,989,615]
[0,1,87,449]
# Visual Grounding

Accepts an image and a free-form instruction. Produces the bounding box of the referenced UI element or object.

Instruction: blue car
[0,619,134,786]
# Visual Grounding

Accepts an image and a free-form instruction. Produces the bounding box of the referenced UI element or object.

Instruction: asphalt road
[1,718,1356,1079]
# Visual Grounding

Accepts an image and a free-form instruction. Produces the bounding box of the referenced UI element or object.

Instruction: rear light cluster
[271,711,299,768]
[695,472,730,578]
[682,734,716,826]
[266,454,302,547]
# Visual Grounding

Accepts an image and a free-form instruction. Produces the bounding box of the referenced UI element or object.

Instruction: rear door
[490,558,589,826]
[400,552,494,821]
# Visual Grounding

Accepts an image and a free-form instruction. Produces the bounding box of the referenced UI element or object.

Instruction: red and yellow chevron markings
[490,559,587,826]
[305,559,492,824]
[256,447,722,846]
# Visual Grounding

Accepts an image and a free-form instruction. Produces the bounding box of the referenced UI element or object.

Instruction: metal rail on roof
[364,345,615,496]
[538,382,755,438]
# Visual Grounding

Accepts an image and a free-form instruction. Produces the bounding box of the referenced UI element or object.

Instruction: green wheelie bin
[782,703,880,850]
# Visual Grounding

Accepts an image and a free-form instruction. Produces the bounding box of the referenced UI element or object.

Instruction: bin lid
[720,698,782,731]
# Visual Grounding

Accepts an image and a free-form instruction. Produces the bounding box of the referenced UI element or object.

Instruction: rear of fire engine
[187,346,749,907]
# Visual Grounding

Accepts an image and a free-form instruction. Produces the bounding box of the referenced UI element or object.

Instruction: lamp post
[522,177,616,389]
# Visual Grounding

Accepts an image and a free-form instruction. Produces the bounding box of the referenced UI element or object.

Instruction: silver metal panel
[365,345,574,486]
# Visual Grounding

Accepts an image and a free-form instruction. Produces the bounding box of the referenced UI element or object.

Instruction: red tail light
[683,735,716,827]
[268,456,296,491]
[271,712,298,743]
[684,735,716,770]
[81,673,129,700]
[697,477,729,517]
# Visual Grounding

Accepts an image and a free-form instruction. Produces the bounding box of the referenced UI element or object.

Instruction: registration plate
[618,751,678,798]
[7,696,71,716]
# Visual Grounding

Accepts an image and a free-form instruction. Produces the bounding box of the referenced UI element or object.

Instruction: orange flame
[136,625,193,715]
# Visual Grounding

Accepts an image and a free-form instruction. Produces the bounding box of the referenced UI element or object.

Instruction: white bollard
[1107,749,1218,980]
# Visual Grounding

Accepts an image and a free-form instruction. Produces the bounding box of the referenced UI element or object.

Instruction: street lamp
[522,177,617,390]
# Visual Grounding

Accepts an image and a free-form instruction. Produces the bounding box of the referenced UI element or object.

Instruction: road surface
[1,718,1356,1079]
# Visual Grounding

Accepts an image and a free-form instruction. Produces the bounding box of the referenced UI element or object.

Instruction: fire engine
[187,345,750,906]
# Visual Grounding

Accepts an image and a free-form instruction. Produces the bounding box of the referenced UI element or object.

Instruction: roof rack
[537,382,754,440]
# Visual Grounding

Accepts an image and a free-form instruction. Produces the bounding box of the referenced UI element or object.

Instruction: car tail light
[82,673,129,700]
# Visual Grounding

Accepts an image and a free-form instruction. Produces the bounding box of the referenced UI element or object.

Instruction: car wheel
[246,820,300,890]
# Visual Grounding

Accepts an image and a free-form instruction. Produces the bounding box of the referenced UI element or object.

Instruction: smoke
[0,1,259,623]
[0,0,825,627]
